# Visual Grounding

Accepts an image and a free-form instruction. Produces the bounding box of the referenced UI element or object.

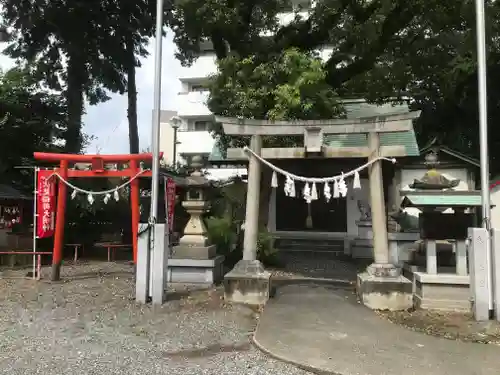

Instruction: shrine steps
[275,238,345,255]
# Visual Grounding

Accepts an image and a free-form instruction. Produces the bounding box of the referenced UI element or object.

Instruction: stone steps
[276,239,345,254]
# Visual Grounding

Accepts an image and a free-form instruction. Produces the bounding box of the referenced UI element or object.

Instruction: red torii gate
[34,152,161,281]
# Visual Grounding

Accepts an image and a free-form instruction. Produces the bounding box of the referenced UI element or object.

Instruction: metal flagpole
[475,0,491,228]
[150,0,164,245]
[474,0,492,310]
[148,0,168,305]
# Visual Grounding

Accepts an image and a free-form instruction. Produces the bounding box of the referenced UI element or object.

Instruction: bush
[205,215,237,256]
[257,229,281,267]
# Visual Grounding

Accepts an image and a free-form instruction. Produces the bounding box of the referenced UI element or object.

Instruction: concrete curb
[252,332,341,375]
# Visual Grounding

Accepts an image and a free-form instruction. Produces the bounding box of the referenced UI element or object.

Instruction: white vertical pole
[32,167,39,280]
[150,0,164,226]
[148,0,166,305]
[475,0,492,310]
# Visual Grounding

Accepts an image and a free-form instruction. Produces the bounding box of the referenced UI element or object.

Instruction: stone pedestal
[224,259,271,306]
[387,216,399,233]
[357,219,373,238]
[351,220,374,259]
[357,273,412,311]
[357,263,412,311]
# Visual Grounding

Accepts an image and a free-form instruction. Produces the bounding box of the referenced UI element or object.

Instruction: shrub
[257,229,281,267]
[205,215,236,256]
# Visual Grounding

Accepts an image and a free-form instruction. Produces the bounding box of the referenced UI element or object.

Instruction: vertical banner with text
[165,177,176,232]
[36,170,56,238]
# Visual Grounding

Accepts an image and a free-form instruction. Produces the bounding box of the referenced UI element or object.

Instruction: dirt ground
[0,261,310,375]
[378,309,500,344]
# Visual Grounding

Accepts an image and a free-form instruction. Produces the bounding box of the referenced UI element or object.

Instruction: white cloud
[0,31,182,155]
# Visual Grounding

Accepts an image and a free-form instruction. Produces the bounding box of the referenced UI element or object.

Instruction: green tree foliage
[0,68,67,188]
[341,0,500,165]
[208,48,343,150]
[0,0,164,154]
[1,0,123,152]
[169,0,500,169]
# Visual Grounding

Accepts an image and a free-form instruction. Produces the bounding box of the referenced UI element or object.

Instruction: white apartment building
[159,0,327,180]
[158,38,247,180]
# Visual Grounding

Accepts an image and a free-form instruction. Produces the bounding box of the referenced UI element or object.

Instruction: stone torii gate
[220,112,421,310]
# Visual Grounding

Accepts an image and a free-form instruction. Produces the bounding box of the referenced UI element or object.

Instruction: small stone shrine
[400,152,481,310]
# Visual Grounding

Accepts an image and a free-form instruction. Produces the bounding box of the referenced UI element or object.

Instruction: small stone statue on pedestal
[356,199,373,238]
[387,204,400,233]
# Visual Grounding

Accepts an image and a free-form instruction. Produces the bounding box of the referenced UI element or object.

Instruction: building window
[193,121,210,131]
[190,83,208,92]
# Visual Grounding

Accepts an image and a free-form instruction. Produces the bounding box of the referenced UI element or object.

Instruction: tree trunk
[64,55,85,153]
[126,35,139,154]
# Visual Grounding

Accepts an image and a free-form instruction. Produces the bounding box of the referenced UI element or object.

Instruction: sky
[0,32,182,154]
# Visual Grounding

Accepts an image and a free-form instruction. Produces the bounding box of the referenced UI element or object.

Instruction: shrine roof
[209,100,419,162]
[418,137,480,167]
[0,184,30,200]
[401,191,490,208]
[323,130,419,156]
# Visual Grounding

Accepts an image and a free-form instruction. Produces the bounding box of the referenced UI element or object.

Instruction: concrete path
[254,284,500,375]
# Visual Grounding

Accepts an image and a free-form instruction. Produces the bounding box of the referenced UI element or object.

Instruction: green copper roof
[209,100,419,161]
[401,194,486,208]
[323,130,419,157]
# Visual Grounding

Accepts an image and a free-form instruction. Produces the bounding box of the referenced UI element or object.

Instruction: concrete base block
[412,272,471,312]
[167,255,225,284]
[356,272,412,311]
[413,294,471,312]
[172,244,216,259]
[224,259,271,306]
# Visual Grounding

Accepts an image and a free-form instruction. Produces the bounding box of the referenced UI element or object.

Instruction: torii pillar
[217,112,420,308]
[223,134,272,305]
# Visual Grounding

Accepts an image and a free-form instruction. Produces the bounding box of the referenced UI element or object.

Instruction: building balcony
[178,54,217,82]
[177,130,215,155]
[176,91,212,118]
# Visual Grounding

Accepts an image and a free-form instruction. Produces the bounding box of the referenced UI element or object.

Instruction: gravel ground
[378,309,500,345]
[0,261,311,375]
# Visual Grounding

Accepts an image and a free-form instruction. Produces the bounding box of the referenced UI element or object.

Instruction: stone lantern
[173,155,215,257]
[168,155,224,285]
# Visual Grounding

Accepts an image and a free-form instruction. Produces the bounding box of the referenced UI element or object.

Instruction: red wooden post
[130,160,140,264]
[52,160,68,281]
[33,151,162,277]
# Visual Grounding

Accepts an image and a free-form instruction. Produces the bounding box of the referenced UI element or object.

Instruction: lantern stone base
[167,255,225,285]
[356,272,412,311]
[224,260,272,306]
[172,244,216,260]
